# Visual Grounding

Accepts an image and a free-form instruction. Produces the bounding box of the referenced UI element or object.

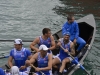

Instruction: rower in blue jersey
[8,39,32,73]
[25,45,52,75]
[52,32,75,75]
[30,28,55,53]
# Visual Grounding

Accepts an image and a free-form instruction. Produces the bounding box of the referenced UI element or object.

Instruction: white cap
[11,66,19,75]
[39,45,48,51]
[14,39,23,45]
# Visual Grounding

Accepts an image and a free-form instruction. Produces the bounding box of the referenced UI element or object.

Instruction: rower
[30,28,55,53]
[8,39,32,74]
[52,32,75,75]
[25,45,52,75]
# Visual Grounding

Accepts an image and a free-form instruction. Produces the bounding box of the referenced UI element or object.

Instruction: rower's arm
[29,53,38,64]
[49,35,55,50]
[25,53,38,66]
[30,37,40,52]
[40,54,52,71]
[27,50,32,59]
[70,42,75,56]
[8,56,13,68]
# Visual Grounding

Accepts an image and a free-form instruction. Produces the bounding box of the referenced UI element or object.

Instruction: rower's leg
[33,72,39,75]
[59,58,70,73]
[52,57,61,74]
[52,57,61,68]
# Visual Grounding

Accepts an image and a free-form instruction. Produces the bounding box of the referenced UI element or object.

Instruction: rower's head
[67,15,75,24]
[63,32,70,41]
[14,39,23,50]
[42,28,51,37]
[39,45,48,57]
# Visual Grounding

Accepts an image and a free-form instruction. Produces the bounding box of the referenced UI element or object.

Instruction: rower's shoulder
[50,35,55,40]
[10,48,14,51]
[70,42,74,47]
[32,36,40,42]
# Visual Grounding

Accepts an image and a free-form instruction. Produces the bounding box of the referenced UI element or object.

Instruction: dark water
[0,0,100,75]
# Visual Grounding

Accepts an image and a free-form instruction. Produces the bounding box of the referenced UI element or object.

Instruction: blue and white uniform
[38,36,51,53]
[10,47,31,72]
[56,38,72,62]
[35,52,52,75]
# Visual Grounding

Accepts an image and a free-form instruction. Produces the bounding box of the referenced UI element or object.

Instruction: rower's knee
[82,41,86,46]
[52,59,56,66]
[62,58,70,64]
[52,58,60,66]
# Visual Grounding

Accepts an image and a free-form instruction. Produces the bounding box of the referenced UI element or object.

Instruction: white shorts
[55,54,73,63]
[20,72,28,75]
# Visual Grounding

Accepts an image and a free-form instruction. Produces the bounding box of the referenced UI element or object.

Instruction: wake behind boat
[0,14,96,75]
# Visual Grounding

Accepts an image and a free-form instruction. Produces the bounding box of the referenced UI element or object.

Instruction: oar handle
[60,45,91,75]
[30,64,45,75]
[30,64,36,69]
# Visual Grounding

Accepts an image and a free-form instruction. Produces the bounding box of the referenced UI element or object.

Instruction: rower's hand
[35,67,41,72]
[73,39,77,45]
[36,49,40,52]
[57,42,61,47]
[25,60,31,66]
[20,66,26,70]
[64,49,68,53]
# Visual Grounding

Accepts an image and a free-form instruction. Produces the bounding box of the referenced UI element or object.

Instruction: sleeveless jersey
[59,38,72,58]
[38,36,51,48]
[10,47,31,72]
[37,52,52,74]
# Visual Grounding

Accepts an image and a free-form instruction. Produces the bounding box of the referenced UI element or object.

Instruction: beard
[64,39,69,43]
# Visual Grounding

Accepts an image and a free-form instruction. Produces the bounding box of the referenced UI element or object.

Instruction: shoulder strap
[39,36,43,44]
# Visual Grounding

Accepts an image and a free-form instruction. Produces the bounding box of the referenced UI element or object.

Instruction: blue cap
[63,32,70,36]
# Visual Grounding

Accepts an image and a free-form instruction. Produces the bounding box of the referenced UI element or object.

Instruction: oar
[60,45,91,75]
[30,64,45,75]
[0,55,9,59]
[0,40,33,42]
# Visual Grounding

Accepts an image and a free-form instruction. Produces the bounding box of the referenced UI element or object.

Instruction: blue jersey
[36,52,52,75]
[38,36,51,48]
[59,38,72,58]
[38,36,51,53]
[62,21,79,41]
[10,47,31,72]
